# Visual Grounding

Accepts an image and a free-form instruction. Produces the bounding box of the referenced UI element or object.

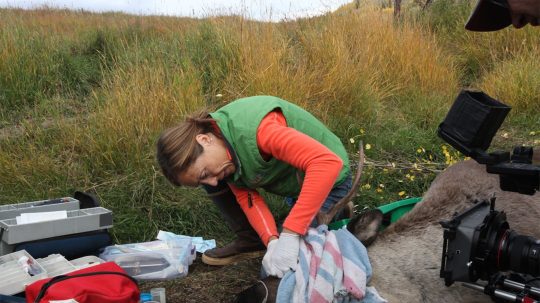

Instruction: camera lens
[497,230,540,277]
[440,200,540,286]
[471,209,540,280]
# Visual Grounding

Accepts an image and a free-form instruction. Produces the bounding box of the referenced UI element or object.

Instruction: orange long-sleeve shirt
[228,111,343,245]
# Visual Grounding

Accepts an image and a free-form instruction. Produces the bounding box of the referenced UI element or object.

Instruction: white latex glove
[262,238,278,273]
[262,232,300,278]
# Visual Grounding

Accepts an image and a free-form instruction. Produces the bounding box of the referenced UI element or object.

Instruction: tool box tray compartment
[0,207,113,245]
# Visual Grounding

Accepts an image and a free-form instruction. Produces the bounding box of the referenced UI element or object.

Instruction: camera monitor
[438,90,511,163]
[438,90,539,194]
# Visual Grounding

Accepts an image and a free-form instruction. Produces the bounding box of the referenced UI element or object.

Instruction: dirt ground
[140,255,262,303]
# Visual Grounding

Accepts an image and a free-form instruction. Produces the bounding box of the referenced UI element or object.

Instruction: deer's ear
[348,209,383,247]
[234,280,269,303]
[235,277,280,303]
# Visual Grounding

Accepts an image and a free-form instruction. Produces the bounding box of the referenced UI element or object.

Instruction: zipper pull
[248,191,253,208]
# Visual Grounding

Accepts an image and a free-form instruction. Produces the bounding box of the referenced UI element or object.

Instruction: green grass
[0,4,538,246]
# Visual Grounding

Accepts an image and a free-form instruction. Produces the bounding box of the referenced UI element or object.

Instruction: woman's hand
[262,229,300,278]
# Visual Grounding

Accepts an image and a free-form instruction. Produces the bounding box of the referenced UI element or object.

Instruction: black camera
[437,90,540,302]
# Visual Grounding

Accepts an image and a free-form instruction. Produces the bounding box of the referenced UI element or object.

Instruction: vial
[150,287,166,303]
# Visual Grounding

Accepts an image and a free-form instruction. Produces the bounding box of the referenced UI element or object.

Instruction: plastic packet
[99,238,194,280]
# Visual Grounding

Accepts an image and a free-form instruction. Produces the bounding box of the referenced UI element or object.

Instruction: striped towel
[275,225,387,303]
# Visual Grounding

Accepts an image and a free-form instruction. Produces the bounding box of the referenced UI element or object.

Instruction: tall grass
[0,11,107,117]
[479,51,540,112]
[0,4,538,243]
[413,0,540,88]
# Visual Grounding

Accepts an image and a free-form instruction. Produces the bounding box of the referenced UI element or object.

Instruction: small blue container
[140,293,153,302]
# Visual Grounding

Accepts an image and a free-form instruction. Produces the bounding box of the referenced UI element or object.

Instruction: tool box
[0,196,113,257]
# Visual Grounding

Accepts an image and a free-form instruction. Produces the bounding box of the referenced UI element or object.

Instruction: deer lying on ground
[368,159,540,302]
[236,159,540,303]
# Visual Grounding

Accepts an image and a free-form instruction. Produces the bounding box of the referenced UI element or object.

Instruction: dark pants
[203,181,261,243]
[285,175,352,227]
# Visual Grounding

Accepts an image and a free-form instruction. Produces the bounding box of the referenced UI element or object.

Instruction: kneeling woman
[157,96,351,277]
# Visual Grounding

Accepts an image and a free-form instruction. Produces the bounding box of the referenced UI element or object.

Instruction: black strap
[34,271,138,303]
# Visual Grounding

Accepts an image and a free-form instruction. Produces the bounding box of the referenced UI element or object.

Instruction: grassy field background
[0,0,539,261]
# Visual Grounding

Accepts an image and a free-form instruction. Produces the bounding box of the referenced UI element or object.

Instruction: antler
[317,142,365,226]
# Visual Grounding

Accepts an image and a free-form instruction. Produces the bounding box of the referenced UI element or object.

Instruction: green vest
[210,96,350,197]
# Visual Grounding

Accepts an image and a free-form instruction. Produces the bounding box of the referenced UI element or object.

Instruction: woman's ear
[195,133,212,146]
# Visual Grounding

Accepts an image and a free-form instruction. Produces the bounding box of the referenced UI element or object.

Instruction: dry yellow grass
[479,50,540,112]
[193,6,459,123]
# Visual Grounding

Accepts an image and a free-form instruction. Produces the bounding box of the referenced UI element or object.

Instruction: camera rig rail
[462,275,540,303]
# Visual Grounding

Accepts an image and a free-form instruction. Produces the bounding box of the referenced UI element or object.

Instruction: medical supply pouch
[25,262,139,303]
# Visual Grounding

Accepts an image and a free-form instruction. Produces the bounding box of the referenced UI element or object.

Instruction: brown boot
[202,181,266,266]
[202,236,266,266]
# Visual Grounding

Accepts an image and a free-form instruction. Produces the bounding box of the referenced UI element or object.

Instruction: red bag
[25,262,140,303]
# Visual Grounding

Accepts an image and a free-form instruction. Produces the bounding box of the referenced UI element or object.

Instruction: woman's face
[178,133,236,187]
